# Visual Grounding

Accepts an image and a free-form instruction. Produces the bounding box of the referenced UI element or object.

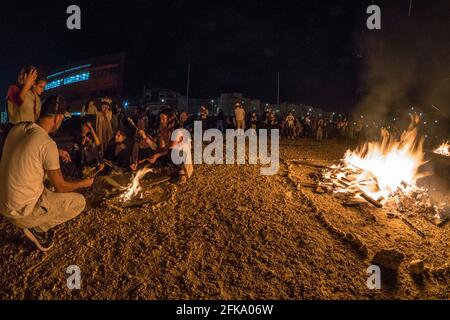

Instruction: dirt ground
[0,139,448,300]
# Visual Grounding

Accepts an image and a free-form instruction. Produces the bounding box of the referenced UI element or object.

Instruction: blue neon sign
[45,72,90,90]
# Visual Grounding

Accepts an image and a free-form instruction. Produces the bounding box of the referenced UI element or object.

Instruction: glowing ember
[433,141,450,157]
[120,166,153,202]
[326,115,426,205]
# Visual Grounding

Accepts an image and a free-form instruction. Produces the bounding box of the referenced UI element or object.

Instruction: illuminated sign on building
[42,53,124,111]
[45,71,90,90]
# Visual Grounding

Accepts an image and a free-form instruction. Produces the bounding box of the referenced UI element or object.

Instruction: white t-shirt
[0,123,60,219]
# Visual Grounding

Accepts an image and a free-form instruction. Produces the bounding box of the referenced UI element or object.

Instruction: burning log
[359,193,383,208]
[335,177,383,208]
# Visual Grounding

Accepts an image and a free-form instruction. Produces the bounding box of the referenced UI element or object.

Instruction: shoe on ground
[23,228,55,251]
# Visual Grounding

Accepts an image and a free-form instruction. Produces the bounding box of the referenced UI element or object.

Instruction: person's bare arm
[144,136,157,150]
[145,150,168,165]
[19,69,37,104]
[138,130,157,150]
[87,123,101,146]
[47,169,94,193]
[144,130,184,165]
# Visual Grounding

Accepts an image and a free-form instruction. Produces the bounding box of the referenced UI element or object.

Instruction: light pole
[186,63,190,112]
[277,71,280,110]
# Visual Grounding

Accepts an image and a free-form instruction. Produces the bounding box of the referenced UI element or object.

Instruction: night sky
[1,0,449,113]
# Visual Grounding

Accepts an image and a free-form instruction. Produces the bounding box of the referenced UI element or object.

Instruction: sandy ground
[0,139,448,299]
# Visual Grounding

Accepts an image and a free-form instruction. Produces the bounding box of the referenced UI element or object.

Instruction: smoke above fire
[353,1,450,124]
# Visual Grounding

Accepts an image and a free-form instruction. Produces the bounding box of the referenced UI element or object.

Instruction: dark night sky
[1,0,449,112]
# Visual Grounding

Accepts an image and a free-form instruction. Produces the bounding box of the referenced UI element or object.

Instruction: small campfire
[433,141,450,157]
[101,166,175,209]
[120,166,154,203]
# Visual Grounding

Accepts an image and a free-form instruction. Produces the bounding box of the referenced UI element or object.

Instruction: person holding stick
[127,117,158,171]
[140,109,193,183]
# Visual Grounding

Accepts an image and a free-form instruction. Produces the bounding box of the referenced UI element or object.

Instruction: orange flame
[434,141,450,157]
[120,166,153,202]
[332,115,426,203]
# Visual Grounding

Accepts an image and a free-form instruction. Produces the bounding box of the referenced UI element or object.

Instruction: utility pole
[277,71,280,109]
[408,0,413,17]
[186,63,191,112]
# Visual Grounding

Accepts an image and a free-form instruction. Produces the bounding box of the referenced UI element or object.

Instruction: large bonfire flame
[120,166,153,202]
[433,141,450,157]
[326,115,427,205]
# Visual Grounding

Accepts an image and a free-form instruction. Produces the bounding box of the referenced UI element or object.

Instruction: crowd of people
[199,103,364,142]
[0,65,366,252]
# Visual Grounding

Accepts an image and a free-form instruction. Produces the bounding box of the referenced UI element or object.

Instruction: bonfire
[433,141,450,157]
[323,114,428,207]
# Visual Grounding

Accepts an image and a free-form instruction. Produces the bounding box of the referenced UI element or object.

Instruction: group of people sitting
[0,66,193,252]
[63,104,193,183]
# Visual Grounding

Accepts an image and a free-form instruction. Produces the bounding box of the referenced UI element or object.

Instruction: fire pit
[94,166,176,211]
[119,167,174,208]
[288,115,449,227]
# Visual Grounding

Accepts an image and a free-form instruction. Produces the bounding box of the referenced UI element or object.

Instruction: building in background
[136,87,332,119]
[241,98,261,113]
[143,87,180,107]
[140,87,181,114]
[178,96,215,115]
[261,103,279,116]
[217,93,243,114]
[217,93,261,114]
[43,53,125,112]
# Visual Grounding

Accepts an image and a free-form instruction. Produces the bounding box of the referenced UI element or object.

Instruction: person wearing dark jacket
[104,130,132,169]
